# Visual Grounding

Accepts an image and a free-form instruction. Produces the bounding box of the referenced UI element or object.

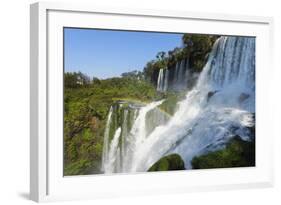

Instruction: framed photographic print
[30,2,274,202]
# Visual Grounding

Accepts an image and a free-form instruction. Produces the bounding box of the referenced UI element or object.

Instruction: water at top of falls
[200,37,255,91]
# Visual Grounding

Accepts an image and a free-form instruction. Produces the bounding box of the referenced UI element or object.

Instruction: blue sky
[64,28,183,79]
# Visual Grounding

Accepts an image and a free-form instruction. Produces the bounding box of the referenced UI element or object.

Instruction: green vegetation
[148,154,185,172]
[64,71,91,88]
[182,34,218,72]
[158,91,186,115]
[143,34,219,85]
[191,136,255,169]
[64,75,161,175]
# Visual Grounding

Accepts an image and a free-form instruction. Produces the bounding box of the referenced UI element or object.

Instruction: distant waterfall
[157,68,169,92]
[172,58,191,91]
[173,61,180,86]
[163,69,169,92]
[156,69,163,91]
[183,58,190,87]
[102,36,255,173]
[156,58,192,92]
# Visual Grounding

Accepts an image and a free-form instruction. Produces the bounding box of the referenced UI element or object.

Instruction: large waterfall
[102,36,255,173]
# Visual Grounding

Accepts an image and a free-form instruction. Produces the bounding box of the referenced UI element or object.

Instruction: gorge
[63,32,256,175]
[101,36,256,173]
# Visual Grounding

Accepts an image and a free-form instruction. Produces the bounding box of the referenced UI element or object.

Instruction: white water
[157,68,169,92]
[102,36,255,173]
[163,69,169,92]
[101,106,113,172]
[103,127,122,173]
[157,58,191,92]
[156,68,164,91]
[121,100,165,172]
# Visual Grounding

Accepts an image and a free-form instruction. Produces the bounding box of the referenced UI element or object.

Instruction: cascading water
[157,68,169,92]
[176,59,185,87]
[158,58,192,92]
[101,106,113,172]
[103,127,121,173]
[102,36,255,173]
[121,100,166,172]
[101,100,169,173]
[163,69,169,92]
[156,57,192,92]
[156,68,164,92]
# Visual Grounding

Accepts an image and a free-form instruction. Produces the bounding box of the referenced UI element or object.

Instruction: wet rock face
[239,93,250,103]
[207,90,218,102]
[147,154,185,172]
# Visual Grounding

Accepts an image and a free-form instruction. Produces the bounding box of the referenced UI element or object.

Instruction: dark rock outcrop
[148,153,185,171]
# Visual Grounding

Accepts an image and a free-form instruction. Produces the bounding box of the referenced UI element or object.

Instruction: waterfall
[157,68,169,92]
[184,58,190,87]
[101,106,113,172]
[156,69,164,91]
[177,59,185,84]
[171,58,191,91]
[163,69,169,92]
[102,36,255,173]
[103,127,122,173]
[122,100,165,171]
[173,61,180,90]
[120,109,128,170]
[101,100,168,173]
[129,36,255,171]
[157,58,190,92]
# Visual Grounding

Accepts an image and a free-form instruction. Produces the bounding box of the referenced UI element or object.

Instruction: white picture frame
[30,1,274,202]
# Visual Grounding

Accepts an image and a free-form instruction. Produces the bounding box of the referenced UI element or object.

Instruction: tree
[77,72,91,85]
[92,76,101,85]
[64,72,91,88]
[64,72,79,88]
[156,51,166,61]
[121,70,144,80]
